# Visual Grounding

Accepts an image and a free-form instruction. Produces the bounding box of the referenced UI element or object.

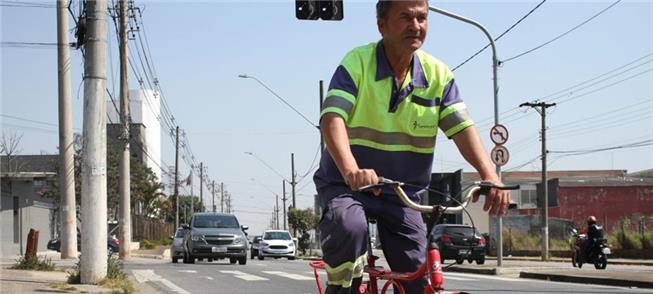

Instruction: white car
[258,230,295,260]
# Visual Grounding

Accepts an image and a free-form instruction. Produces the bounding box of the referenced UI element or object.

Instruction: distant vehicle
[570,228,610,269]
[431,224,486,264]
[47,233,120,256]
[258,230,295,260]
[182,212,248,265]
[170,227,185,263]
[250,235,262,259]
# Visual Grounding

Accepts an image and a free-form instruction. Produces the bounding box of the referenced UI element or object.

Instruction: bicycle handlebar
[359,177,520,214]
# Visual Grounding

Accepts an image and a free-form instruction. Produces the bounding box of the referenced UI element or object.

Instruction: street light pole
[428,5,505,266]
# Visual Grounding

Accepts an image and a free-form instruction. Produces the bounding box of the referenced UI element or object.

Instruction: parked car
[250,235,262,259]
[47,233,120,256]
[431,224,486,264]
[182,212,248,265]
[258,230,295,260]
[170,227,185,263]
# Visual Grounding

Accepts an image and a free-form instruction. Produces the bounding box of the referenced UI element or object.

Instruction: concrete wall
[0,178,56,256]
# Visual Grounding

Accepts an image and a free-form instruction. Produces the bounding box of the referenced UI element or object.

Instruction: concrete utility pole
[199,162,203,212]
[211,180,216,213]
[275,195,280,230]
[174,126,180,229]
[57,0,77,260]
[282,180,287,230]
[519,101,556,261]
[117,0,131,260]
[80,0,108,283]
[189,168,194,218]
[291,153,296,209]
[220,182,224,213]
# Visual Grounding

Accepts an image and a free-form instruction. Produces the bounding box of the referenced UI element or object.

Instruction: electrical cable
[501,0,622,64]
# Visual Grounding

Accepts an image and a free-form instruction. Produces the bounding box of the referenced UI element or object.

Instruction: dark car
[47,234,120,256]
[250,235,262,259]
[431,224,486,264]
[182,212,248,265]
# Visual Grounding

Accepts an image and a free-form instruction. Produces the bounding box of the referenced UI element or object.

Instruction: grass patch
[139,237,172,249]
[67,255,134,293]
[10,255,56,271]
[49,283,78,291]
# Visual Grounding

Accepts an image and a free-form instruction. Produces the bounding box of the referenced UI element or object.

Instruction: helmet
[587,215,597,225]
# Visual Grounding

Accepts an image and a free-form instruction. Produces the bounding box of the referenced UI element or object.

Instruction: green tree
[287,208,319,255]
[177,195,205,225]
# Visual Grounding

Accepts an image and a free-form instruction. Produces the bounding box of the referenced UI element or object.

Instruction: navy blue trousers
[319,192,427,294]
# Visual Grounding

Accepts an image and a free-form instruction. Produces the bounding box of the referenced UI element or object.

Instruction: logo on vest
[412,121,436,130]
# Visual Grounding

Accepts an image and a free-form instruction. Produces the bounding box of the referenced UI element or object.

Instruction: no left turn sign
[490,124,509,145]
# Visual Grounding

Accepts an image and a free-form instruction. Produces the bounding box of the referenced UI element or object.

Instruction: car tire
[230,258,237,264]
[208,258,213,262]
[238,257,247,265]
[288,257,296,261]
[172,257,178,263]
[455,257,464,264]
[183,253,195,264]
[467,259,473,264]
[476,256,485,265]
[258,255,264,260]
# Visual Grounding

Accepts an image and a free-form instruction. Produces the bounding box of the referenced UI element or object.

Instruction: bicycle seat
[367,216,377,224]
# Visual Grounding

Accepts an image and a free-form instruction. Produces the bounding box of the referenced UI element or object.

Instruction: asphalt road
[125,257,652,294]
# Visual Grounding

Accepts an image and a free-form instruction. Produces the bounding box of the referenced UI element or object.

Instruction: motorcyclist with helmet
[583,216,604,260]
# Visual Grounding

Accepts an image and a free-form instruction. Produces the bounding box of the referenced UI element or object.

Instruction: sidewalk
[0,250,159,293]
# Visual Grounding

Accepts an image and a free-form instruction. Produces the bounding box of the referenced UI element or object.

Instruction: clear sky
[2,0,652,235]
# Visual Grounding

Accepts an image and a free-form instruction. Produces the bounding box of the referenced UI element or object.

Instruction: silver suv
[182,212,248,265]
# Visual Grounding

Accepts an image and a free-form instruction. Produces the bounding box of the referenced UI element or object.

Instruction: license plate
[459,249,470,256]
[212,247,227,253]
[602,248,611,254]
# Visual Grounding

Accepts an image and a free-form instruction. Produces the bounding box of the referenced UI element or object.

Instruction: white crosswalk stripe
[220,270,269,281]
[262,271,315,280]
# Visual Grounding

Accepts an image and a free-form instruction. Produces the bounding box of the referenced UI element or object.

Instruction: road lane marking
[262,271,315,280]
[178,270,197,273]
[132,269,190,294]
[205,276,214,280]
[220,270,269,281]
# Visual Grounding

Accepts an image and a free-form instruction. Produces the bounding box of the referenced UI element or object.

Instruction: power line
[501,0,622,64]
[452,0,547,71]
[549,138,653,156]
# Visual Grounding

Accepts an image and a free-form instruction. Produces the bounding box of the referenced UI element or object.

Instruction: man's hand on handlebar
[344,169,381,196]
[472,180,513,217]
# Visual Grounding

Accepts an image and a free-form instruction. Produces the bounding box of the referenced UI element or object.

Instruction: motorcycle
[570,228,610,270]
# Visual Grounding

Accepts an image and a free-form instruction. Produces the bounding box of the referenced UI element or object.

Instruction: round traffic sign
[490,145,510,166]
[490,124,509,145]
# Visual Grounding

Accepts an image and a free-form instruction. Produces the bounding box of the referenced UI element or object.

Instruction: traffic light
[296,0,344,21]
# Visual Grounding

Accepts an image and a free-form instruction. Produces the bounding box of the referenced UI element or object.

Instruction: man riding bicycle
[313,1,512,293]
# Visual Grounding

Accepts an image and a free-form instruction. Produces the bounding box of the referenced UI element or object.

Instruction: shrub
[158,236,172,246]
[140,239,155,249]
[10,255,55,271]
[67,260,81,284]
[641,232,653,250]
[616,229,642,250]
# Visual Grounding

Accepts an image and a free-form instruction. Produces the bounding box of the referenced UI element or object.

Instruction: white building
[107,89,162,183]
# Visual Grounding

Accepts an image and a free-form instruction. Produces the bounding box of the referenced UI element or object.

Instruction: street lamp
[428,5,507,266]
[238,73,318,130]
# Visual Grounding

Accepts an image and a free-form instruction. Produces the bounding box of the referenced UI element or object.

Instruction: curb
[488,256,653,267]
[519,272,653,289]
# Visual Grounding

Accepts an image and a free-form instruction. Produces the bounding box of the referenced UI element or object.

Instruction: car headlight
[288,242,295,247]
[191,234,204,241]
[234,236,245,244]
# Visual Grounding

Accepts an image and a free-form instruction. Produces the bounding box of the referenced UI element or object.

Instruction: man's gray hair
[376,0,429,20]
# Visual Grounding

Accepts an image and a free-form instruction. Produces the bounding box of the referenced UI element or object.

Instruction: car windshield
[444,226,476,237]
[175,229,185,238]
[192,215,239,228]
[263,231,291,240]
